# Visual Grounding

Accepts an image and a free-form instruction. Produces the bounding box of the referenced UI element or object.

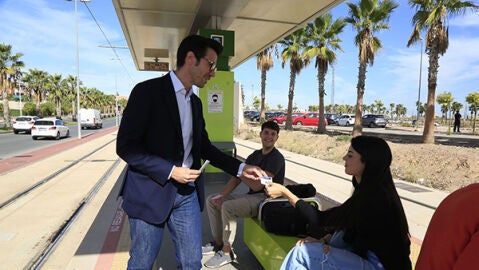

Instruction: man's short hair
[261,121,280,134]
[176,35,224,68]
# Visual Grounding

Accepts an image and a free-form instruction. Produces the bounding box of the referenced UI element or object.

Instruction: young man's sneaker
[202,241,222,255]
[204,250,236,268]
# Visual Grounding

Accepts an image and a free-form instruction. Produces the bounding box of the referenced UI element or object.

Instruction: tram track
[0,136,123,269]
[31,158,121,270]
[0,138,116,210]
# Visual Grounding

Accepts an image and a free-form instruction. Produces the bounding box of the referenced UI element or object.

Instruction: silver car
[362,114,387,128]
[337,114,355,126]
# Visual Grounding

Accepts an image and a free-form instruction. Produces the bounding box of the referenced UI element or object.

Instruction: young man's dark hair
[176,35,224,68]
[261,121,280,134]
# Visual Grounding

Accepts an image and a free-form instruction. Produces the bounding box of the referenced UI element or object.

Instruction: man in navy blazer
[116,35,265,269]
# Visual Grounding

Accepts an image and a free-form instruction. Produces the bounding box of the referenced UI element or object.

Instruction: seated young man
[203,121,285,268]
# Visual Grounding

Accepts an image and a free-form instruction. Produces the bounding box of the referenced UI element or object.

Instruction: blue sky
[1,0,478,116]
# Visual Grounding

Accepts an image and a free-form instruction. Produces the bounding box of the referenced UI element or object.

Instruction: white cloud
[450,12,479,27]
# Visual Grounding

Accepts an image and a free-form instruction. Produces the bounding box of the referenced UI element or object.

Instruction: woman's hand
[296,234,332,246]
[264,182,286,198]
[296,236,320,246]
[265,183,300,206]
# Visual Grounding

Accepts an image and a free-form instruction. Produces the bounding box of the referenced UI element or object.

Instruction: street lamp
[115,92,119,126]
[67,0,90,139]
[109,58,120,126]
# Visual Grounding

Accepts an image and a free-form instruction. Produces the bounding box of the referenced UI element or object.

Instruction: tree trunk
[2,80,11,127]
[473,111,477,133]
[56,97,61,118]
[285,69,296,130]
[352,62,366,137]
[3,96,11,127]
[72,99,77,121]
[316,67,326,134]
[422,45,441,144]
[260,68,267,123]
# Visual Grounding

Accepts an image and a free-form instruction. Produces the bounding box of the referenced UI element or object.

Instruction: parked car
[292,113,328,126]
[268,112,286,123]
[362,114,387,128]
[243,110,257,119]
[31,118,70,140]
[247,111,260,121]
[251,111,277,121]
[337,114,355,126]
[12,116,39,134]
[324,113,339,125]
[79,108,103,129]
[269,112,304,124]
[264,112,276,120]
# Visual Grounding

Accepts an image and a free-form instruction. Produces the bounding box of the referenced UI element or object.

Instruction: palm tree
[465,92,479,132]
[23,69,48,116]
[303,14,346,134]
[278,29,308,130]
[45,74,64,117]
[256,46,275,123]
[436,91,454,130]
[345,0,399,137]
[389,102,395,118]
[407,0,478,143]
[0,44,24,127]
[64,75,79,121]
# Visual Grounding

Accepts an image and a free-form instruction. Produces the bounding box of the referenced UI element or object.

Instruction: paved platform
[1,131,451,269]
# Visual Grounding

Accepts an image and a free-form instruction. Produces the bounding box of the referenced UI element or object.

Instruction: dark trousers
[454,121,460,132]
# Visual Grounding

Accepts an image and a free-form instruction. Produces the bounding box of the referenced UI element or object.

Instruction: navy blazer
[116,73,241,224]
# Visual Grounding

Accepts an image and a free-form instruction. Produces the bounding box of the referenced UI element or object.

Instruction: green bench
[243,217,299,269]
[243,197,324,269]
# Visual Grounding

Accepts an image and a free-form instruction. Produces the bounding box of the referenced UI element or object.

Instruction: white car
[31,118,70,140]
[337,114,355,126]
[12,116,39,134]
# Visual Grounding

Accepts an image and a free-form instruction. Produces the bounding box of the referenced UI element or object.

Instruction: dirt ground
[237,125,479,193]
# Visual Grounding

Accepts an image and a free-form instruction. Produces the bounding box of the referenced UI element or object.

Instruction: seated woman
[265,136,411,270]
[416,183,479,270]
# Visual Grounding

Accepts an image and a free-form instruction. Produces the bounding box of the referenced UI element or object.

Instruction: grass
[0,127,12,134]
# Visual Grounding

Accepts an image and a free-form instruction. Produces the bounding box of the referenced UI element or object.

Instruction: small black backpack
[259,183,319,237]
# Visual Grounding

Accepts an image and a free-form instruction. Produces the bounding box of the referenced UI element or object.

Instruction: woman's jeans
[280,231,382,270]
[127,191,202,270]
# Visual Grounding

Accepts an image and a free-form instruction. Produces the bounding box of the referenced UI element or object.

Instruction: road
[0,118,118,161]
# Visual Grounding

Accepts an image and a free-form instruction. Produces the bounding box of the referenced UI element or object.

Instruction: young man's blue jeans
[127,191,202,270]
[280,231,383,270]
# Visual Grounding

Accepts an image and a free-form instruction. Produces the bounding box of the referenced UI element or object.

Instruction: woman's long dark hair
[327,136,410,244]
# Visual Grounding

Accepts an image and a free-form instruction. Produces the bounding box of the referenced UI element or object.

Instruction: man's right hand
[241,164,267,180]
[171,166,201,184]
